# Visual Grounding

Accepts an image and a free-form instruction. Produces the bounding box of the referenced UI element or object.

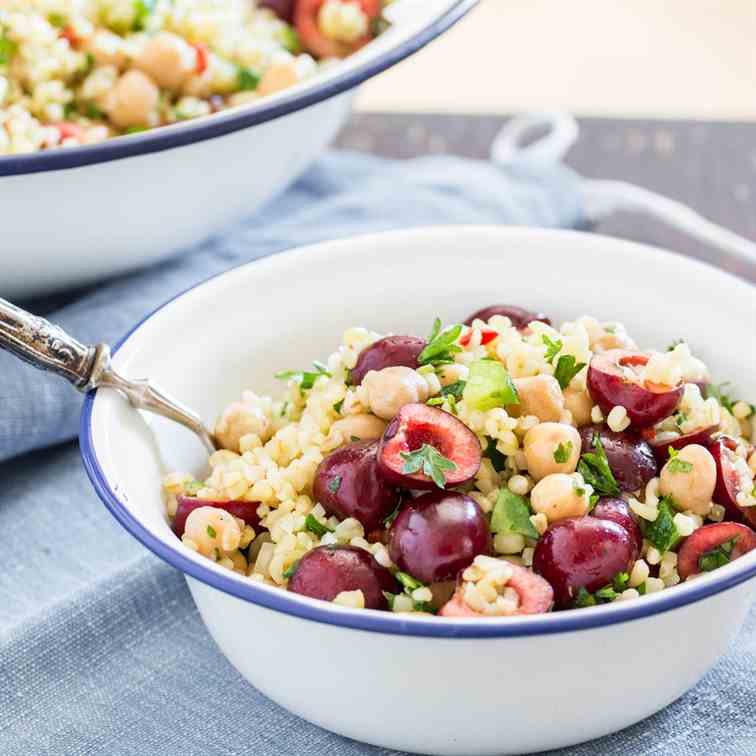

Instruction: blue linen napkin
[1,149,753,756]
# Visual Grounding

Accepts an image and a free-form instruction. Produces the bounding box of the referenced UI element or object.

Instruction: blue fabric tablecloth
[1,150,754,756]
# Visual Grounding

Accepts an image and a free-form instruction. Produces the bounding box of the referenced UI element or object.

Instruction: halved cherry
[677,522,756,580]
[295,0,380,59]
[647,425,718,465]
[707,436,755,526]
[464,304,551,329]
[459,326,498,347]
[377,403,481,490]
[587,349,683,429]
[439,564,554,617]
[349,335,426,385]
[591,497,642,561]
[173,496,260,538]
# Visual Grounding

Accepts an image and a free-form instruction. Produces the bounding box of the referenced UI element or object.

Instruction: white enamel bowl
[82,227,756,756]
[0,0,474,299]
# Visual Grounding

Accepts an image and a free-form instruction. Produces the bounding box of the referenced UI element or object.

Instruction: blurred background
[357,0,756,120]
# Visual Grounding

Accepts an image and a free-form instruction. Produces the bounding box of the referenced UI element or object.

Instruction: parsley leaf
[490,489,539,540]
[699,535,740,572]
[389,572,437,614]
[395,571,423,592]
[206,525,217,539]
[283,560,300,579]
[184,480,203,495]
[553,441,573,464]
[594,585,619,602]
[613,571,630,591]
[644,496,680,553]
[440,380,466,399]
[553,354,587,390]
[705,382,753,417]
[132,0,157,31]
[400,444,457,488]
[666,338,685,352]
[417,318,463,366]
[574,586,596,608]
[667,457,693,474]
[327,476,342,495]
[542,334,563,364]
[0,29,18,64]
[333,399,344,414]
[237,66,260,91]
[275,362,331,392]
[383,501,402,527]
[483,437,507,473]
[577,433,620,496]
[304,514,333,537]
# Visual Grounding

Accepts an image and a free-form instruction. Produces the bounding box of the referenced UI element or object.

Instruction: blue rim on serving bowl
[79,229,756,639]
[0,0,477,177]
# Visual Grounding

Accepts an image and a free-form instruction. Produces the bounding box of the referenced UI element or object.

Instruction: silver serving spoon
[0,297,218,453]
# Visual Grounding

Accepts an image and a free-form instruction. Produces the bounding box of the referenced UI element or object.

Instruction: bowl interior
[85,226,756,635]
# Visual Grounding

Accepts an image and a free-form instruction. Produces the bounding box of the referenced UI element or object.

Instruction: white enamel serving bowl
[82,227,756,756]
[0,0,474,299]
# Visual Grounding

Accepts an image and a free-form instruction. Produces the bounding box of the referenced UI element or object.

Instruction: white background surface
[358,0,756,119]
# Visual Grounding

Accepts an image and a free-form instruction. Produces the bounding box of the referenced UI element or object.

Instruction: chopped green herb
[667,457,693,474]
[206,525,217,539]
[574,586,597,608]
[490,489,539,540]
[594,585,619,602]
[304,514,333,537]
[604,325,617,334]
[132,0,157,31]
[427,397,446,407]
[666,338,685,352]
[350,435,360,443]
[483,437,507,473]
[400,444,457,489]
[327,476,342,495]
[637,581,647,595]
[281,401,289,417]
[283,560,299,579]
[0,29,18,65]
[275,362,331,392]
[237,66,261,91]
[440,380,467,399]
[578,433,620,496]
[542,334,563,364]
[278,25,301,54]
[333,398,344,414]
[382,590,396,610]
[673,411,688,430]
[553,440,573,464]
[573,484,586,497]
[553,354,587,390]
[613,571,630,591]
[417,318,463,366]
[589,492,600,510]
[395,570,423,592]
[462,360,519,411]
[705,382,735,413]
[124,125,148,134]
[698,535,739,572]
[184,480,204,495]
[48,12,67,28]
[643,496,680,553]
[83,102,105,120]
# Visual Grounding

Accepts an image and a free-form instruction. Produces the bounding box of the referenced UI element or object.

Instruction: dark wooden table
[336,113,756,283]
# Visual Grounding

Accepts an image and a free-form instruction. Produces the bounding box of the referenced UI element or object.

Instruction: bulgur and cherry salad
[0,0,390,154]
[162,305,756,618]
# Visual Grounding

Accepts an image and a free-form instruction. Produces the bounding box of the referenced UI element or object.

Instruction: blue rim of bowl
[79,228,756,639]
[0,0,477,177]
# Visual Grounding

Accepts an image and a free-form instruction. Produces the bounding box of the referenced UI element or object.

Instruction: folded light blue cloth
[1,151,752,756]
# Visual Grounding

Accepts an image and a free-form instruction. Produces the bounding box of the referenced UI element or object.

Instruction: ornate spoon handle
[0,298,217,453]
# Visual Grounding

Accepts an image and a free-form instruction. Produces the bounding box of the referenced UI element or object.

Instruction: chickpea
[215,401,272,452]
[510,375,564,423]
[329,414,387,444]
[183,506,241,558]
[257,62,299,97]
[362,367,430,420]
[563,388,593,427]
[530,473,590,523]
[104,70,159,129]
[524,423,581,481]
[592,323,637,352]
[659,444,716,515]
[136,32,197,90]
[83,30,128,68]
